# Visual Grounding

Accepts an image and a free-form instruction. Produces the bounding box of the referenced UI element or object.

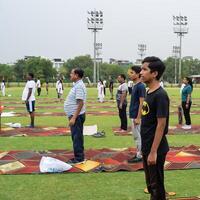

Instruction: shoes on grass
[181,125,192,130]
[92,131,106,138]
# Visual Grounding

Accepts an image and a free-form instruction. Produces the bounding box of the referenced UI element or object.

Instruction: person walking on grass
[140,56,169,200]
[109,77,114,100]
[98,79,105,103]
[128,66,146,163]
[45,81,49,95]
[22,73,36,128]
[64,68,86,164]
[36,78,41,96]
[1,80,6,96]
[181,76,193,130]
[116,74,128,132]
[57,79,64,101]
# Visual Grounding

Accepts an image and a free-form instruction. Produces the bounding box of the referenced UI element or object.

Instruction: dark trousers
[118,104,127,130]
[143,154,167,200]
[69,114,85,161]
[128,87,132,95]
[182,101,192,125]
[37,88,41,96]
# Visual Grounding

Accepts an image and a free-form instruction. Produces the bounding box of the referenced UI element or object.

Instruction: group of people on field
[18,56,193,200]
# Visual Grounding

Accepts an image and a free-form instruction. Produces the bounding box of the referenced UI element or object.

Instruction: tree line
[0,55,200,84]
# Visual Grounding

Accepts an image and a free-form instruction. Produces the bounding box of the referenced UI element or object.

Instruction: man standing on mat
[140,57,169,200]
[128,66,146,163]
[116,74,128,132]
[64,68,86,164]
[22,73,36,128]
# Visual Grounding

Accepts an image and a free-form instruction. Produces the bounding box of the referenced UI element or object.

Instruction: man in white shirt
[56,78,60,98]
[1,80,6,96]
[36,78,41,96]
[22,73,36,128]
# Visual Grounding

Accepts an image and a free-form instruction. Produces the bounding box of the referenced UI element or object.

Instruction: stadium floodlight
[138,44,147,62]
[173,14,188,84]
[87,10,103,84]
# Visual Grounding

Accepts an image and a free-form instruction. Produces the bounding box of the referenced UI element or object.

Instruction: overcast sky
[0,0,200,63]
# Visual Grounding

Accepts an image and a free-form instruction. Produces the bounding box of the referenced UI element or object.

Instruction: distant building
[109,58,132,66]
[24,56,38,60]
[190,75,200,84]
[52,58,64,70]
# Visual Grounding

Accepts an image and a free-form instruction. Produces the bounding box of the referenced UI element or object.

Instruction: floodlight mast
[87,10,103,84]
[173,14,188,84]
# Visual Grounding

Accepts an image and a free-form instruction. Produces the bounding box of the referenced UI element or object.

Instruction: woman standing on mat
[181,77,193,130]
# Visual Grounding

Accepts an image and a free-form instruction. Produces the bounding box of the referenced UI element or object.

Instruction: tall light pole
[173,14,188,84]
[172,46,180,84]
[87,10,103,84]
[138,44,147,63]
[96,43,102,81]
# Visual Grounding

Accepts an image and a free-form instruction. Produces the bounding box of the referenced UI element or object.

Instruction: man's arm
[119,91,127,108]
[69,99,84,126]
[25,88,32,103]
[147,117,166,165]
[134,97,144,125]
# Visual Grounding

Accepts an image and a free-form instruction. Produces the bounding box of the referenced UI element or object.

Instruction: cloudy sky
[0,0,200,63]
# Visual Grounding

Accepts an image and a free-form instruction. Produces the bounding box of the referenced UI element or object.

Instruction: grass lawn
[0,87,200,200]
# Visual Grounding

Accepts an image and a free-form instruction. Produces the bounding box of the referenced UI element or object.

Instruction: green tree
[63,55,93,80]
[0,64,14,82]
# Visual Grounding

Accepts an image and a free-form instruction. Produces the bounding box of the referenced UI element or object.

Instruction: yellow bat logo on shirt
[142,101,149,115]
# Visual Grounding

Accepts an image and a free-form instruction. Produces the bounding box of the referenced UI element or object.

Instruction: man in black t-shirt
[140,57,169,200]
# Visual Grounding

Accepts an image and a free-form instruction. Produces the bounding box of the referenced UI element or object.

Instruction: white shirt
[128,80,133,87]
[160,81,164,88]
[56,80,59,89]
[22,80,36,101]
[57,82,63,94]
[1,82,5,90]
[64,80,86,117]
[36,80,41,88]
[103,80,107,87]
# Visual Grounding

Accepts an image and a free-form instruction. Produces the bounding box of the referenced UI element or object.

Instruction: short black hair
[185,76,193,91]
[131,66,141,74]
[73,68,84,78]
[142,56,165,80]
[119,74,126,80]
[28,73,34,78]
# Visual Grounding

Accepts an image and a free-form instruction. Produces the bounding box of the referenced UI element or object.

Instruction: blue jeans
[69,114,85,161]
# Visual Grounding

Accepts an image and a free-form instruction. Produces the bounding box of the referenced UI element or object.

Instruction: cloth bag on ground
[39,156,72,173]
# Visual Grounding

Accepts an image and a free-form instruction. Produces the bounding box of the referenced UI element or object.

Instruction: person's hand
[25,100,28,104]
[186,103,189,109]
[147,151,157,165]
[69,117,76,126]
[134,118,141,125]
[119,104,122,109]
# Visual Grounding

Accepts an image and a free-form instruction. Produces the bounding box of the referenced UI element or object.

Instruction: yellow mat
[74,160,101,172]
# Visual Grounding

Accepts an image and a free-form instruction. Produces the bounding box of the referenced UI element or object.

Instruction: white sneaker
[182,125,192,130]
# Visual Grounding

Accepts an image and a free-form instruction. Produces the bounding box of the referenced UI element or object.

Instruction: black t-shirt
[141,87,169,155]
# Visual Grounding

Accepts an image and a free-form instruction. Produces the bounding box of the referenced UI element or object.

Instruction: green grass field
[0,87,200,200]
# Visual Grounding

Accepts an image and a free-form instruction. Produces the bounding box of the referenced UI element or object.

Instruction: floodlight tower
[96,43,102,81]
[87,10,103,84]
[138,44,147,63]
[173,14,188,84]
[172,46,180,84]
